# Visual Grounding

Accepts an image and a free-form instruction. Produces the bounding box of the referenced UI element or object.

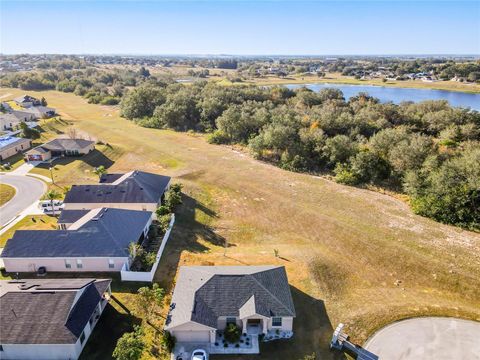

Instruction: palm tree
[45,190,61,216]
[93,165,107,179]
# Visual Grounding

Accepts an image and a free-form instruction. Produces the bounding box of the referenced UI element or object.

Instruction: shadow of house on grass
[211,286,343,360]
[79,303,140,360]
[153,193,231,292]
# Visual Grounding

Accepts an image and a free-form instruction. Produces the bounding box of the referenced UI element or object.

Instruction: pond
[285,83,480,110]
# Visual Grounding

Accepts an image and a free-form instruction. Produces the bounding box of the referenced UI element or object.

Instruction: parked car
[38,200,64,214]
[191,349,208,360]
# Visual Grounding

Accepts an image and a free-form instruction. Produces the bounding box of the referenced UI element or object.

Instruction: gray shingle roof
[165,266,295,330]
[42,138,94,151]
[0,279,111,344]
[64,170,171,204]
[2,208,152,258]
[58,210,90,224]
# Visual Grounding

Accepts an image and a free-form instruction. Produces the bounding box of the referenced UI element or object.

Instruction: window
[272,317,282,327]
[65,260,71,269]
[226,317,236,325]
[108,259,115,269]
[79,331,85,344]
[76,259,83,269]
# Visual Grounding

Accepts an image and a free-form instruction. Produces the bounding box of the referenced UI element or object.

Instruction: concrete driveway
[364,317,480,360]
[0,174,46,227]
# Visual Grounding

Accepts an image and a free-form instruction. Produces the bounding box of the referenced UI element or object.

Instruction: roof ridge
[64,281,95,325]
[248,269,295,316]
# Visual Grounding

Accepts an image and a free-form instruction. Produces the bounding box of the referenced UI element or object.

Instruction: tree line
[120,82,480,231]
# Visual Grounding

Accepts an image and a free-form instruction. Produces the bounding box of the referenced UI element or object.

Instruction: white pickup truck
[38,200,64,215]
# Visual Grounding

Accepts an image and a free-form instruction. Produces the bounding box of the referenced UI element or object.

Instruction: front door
[246,319,262,335]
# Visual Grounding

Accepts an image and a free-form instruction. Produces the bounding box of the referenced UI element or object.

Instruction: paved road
[0,175,46,227]
[364,317,480,360]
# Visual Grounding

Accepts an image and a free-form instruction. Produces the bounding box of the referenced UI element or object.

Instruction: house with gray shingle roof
[165,266,295,349]
[25,138,95,162]
[0,278,111,360]
[63,170,171,212]
[1,207,152,273]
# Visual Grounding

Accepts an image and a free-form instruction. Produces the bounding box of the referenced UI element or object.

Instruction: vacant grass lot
[0,184,16,207]
[1,89,479,360]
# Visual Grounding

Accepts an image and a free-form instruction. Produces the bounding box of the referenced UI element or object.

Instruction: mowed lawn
[1,88,479,360]
[0,183,16,206]
[0,215,57,247]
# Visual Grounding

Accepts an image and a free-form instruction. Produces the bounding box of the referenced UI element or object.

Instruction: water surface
[285,83,480,110]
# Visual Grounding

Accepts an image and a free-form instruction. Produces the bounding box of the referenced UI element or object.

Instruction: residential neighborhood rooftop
[165,266,296,330]
[0,278,111,344]
[2,208,152,258]
[0,135,26,149]
[64,170,171,204]
[58,209,90,224]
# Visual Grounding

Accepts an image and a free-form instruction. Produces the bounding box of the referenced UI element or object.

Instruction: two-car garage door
[172,331,210,343]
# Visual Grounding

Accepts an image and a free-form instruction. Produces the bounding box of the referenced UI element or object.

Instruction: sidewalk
[6,162,52,183]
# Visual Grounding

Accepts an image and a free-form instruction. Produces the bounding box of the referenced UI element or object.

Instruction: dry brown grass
[1,88,479,360]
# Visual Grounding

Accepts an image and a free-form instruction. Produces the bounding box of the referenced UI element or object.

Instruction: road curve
[0,175,46,227]
[364,317,480,360]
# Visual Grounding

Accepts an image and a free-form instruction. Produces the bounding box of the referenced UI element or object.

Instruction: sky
[1,0,479,55]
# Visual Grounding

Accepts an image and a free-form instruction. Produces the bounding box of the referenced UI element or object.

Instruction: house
[0,112,26,131]
[0,278,111,360]
[25,138,95,162]
[63,170,171,212]
[13,95,42,107]
[0,135,31,161]
[21,105,56,119]
[165,266,295,348]
[1,207,152,273]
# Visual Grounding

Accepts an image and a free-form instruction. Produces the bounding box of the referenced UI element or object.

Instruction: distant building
[0,135,31,161]
[25,138,95,162]
[0,278,111,360]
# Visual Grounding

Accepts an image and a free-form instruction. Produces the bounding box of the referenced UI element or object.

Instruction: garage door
[173,331,210,343]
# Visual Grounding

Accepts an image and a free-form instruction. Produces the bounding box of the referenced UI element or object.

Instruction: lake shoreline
[248,76,480,94]
[283,82,480,110]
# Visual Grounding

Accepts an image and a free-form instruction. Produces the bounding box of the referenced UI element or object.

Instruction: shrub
[334,163,360,185]
[155,205,170,217]
[165,186,182,211]
[224,323,241,343]
[161,331,176,353]
[158,214,172,233]
[207,130,230,144]
[113,325,145,360]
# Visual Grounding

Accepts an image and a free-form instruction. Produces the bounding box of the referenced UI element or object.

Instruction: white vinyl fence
[121,214,175,282]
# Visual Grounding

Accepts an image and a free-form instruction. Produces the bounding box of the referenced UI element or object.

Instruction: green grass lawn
[0,215,57,247]
[0,88,479,360]
[0,184,16,206]
[0,152,26,172]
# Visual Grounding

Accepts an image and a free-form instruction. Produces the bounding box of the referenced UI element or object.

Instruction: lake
[285,83,480,110]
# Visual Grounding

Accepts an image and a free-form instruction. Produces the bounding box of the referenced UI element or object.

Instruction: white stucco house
[1,208,152,273]
[63,170,171,212]
[0,278,111,360]
[165,266,296,352]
